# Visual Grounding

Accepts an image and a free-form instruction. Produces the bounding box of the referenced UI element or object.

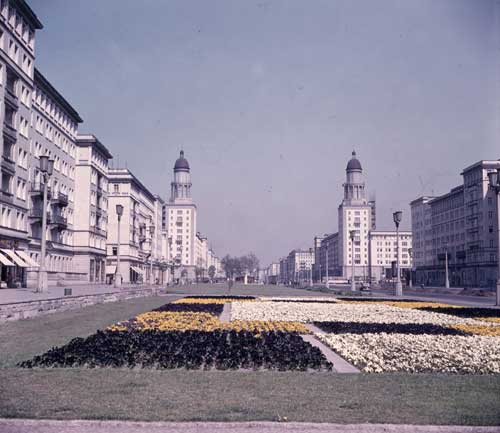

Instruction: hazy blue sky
[30,0,498,265]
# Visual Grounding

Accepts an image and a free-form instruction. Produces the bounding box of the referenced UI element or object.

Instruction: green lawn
[0,293,499,425]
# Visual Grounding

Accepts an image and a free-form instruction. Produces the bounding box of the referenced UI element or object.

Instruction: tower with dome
[164,150,198,280]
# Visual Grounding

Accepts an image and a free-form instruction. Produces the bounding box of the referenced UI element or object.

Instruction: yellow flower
[337,300,458,309]
[477,317,500,324]
[106,311,310,334]
[451,324,500,337]
[173,298,256,305]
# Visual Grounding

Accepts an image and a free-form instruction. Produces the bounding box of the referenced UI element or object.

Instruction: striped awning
[130,266,144,275]
[0,253,15,266]
[1,249,28,267]
[14,250,39,267]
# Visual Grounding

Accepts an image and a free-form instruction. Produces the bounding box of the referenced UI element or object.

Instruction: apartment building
[107,168,160,284]
[73,134,112,283]
[280,248,314,284]
[368,230,412,282]
[411,160,500,288]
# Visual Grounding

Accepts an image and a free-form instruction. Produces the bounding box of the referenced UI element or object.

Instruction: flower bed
[316,332,500,374]
[108,311,310,334]
[337,300,456,309]
[231,301,493,326]
[314,321,470,336]
[20,330,332,371]
[451,324,500,337]
[173,297,256,305]
[418,306,500,319]
[153,302,224,316]
[259,297,338,304]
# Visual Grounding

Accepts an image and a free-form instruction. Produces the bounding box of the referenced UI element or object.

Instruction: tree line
[221,253,260,279]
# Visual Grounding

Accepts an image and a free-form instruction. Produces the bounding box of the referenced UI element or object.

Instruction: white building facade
[73,134,111,283]
[164,151,197,281]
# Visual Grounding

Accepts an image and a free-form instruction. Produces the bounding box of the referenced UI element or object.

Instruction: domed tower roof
[346,150,362,171]
[174,150,190,171]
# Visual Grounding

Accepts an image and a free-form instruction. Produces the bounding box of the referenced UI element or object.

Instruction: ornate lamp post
[349,230,356,292]
[36,155,54,293]
[393,210,403,297]
[114,204,124,287]
[487,170,500,306]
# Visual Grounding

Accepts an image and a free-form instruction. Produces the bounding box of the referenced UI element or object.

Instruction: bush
[19,330,332,371]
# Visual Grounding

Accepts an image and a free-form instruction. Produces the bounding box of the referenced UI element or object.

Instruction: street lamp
[115,204,124,287]
[325,244,329,290]
[408,247,413,288]
[487,170,500,306]
[36,155,54,293]
[444,242,450,289]
[393,210,403,297]
[349,230,356,292]
[149,222,155,285]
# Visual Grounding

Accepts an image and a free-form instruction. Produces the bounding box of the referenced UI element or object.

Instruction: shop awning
[0,253,15,266]
[1,249,28,267]
[130,266,144,275]
[105,265,116,275]
[14,250,39,267]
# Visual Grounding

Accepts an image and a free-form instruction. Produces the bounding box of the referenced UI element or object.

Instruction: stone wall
[0,287,167,323]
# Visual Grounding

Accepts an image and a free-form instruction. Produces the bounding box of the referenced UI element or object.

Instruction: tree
[221,253,260,280]
[208,265,216,280]
[195,267,203,283]
[221,255,241,279]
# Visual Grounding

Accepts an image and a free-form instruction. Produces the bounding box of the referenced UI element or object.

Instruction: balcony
[1,155,15,174]
[139,235,146,243]
[29,209,50,223]
[30,183,52,199]
[95,207,103,216]
[50,215,67,230]
[0,190,13,204]
[467,240,481,251]
[4,88,18,109]
[3,122,17,142]
[90,226,106,237]
[51,191,69,207]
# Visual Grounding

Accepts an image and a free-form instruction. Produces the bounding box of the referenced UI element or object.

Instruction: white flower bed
[231,301,493,326]
[258,297,338,303]
[316,333,500,374]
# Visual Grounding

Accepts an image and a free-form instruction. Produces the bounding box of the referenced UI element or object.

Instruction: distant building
[281,249,314,284]
[411,160,500,288]
[164,151,197,281]
[368,230,412,282]
[314,151,412,284]
[107,168,165,284]
[264,262,280,284]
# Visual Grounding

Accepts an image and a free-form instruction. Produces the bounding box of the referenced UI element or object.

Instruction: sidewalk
[0,283,155,305]
[1,419,498,433]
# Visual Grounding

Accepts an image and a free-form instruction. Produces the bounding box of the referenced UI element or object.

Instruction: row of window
[0,0,35,52]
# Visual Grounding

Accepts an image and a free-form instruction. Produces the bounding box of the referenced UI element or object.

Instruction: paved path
[1,419,498,433]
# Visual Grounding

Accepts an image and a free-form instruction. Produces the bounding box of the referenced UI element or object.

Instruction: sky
[30,0,499,266]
